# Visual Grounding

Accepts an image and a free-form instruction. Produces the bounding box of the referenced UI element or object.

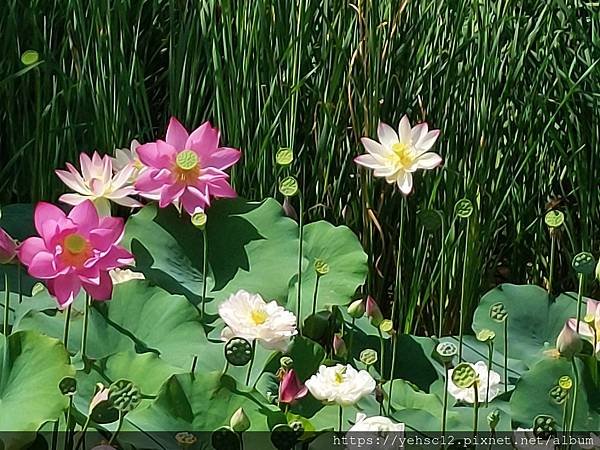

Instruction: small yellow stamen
[251,309,268,325]
[334,366,347,384]
[391,142,414,169]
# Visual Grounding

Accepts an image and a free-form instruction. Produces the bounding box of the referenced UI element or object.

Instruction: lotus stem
[17,264,22,304]
[296,193,304,334]
[391,198,405,329]
[442,365,449,436]
[486,341,493,406]
[576,273,584,333]
[75,414,91,450]
[548,233,556,295]
[66,395,74,449]
[311,274,321,316]
[473,383,479,437]
[377,329,385,380]
[504,319,508,393]
[245,340,256,385]
[561,389,570,438]
[81,294,91,359]
[62,304,72,352]
[338,405,343,433]
[568,359,579,442]
[191,354,198,377]
[200,227,208,318]
[3,272,9,336]
[458,222,470,361]
[388,333,397,415]
[108,410,124,445]
[438,217,446,336]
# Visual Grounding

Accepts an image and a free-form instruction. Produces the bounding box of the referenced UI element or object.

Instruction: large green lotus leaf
[15,281,210,370]
[510,356,599,431]
[287,222,367,320]
[472,284,582,365]
[125,372,285,434]
[122,199,299,311]
[0,331,74,446]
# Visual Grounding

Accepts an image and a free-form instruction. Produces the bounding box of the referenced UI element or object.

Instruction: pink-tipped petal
[96,246,134,270]
[411,122,429,146]
[59,193,89,206]
[208,180,237,198]
[355,154,384,169]
[417,129,440,151]
[135,169,172,193]
[377,122,399,148]
[79,153,93,180]
[413,152,442,170]
[396,171,413,195]
[360,137,390,157]
[56,169,88,193]
[398,115,412,145]
[34,202,66,240]
[165,117,190,150]
[82,271,113,301]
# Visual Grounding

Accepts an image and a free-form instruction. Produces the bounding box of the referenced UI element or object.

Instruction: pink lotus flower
[135,117,241,214]
[0,228,17,264]
[17,200,134,308]
[56,152,142,216]
[279,369,308,405]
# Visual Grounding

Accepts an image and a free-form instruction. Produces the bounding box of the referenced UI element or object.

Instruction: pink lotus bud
[278,369,308,405]
[0,228,17,264]
[366,295,384,326]
[556,321,583,359]
[347,299,365,318]
[333,333,348,358]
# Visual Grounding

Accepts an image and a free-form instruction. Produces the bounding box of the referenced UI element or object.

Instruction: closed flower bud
[0,228,17,264]
[230,407,251,432]
[366,296,383,326]
[333,333,348,358]
[347,299,366,318]
[556,321,583,359]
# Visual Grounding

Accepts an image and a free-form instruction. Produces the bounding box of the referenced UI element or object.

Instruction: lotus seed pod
[490,302,508,322]
[290,420,304,438]
[211,426,241,450]
[230,407,251,432]
[280,356,293,370]
[347,299,366,318]
[276,148,294,166]
[549,385,568,404]
[360,348,378,366]
[487,409,500,431]
[191,212,207,229]
[451,363,478,389]
[544,210,564,229]
[533,415,557,439]
[455,198,474,219]
[435,341,458,364]
[313,258,329,276]
[556,322,582,359]
[379,319,394,336]
[175,432,197,447]
[279,176,299,197]
[271,424,297,450]
[572,252,596,276]
[109,379,141,412]
[559,375,573,391]
[417,209,443,232]
[225,337,253,366]
[59,377,77,396]
[476,329,496,342]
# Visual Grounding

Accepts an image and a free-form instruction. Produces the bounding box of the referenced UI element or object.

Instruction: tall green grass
[1,0,598,335]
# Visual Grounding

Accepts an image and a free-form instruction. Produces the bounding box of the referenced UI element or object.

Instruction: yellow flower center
[391,142,415,169]
[61,233,92,268]
[173,150,200,185]
[251,309,268,325]
[334,367,347,384]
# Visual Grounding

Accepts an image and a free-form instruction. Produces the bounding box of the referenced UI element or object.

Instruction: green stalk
[391,198,405,327]
[108,410,124,445]
[438,218,446,336]
[338,405,343,433]
[442,365,449,436]
[387,333,397,415]
[458,224,470,361]
[81,294,90,359]
[377,329,385,380]
[311,274,321,316]
[561,389,570,437]
[17,264,22,304]
[63,304,72,353]
[245,340,256,385]
[504,319,508,393]
[3,272,9,336]
[576,273,584,333]
[568,360,579,440]
[548,233,556,295]
[201,227,208,318]
[486,341,493,406]
[473,383,479,437]
[296,193,304,334]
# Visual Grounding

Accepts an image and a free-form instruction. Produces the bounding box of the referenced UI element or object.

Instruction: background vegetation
[1,0,598,335]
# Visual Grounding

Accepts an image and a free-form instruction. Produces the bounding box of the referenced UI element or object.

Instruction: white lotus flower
[56,151,142,216]
[305,364,376,406]
[109,268,145,285]
[218,290,297,351]
[113,139,142,172]
[447,361,501,404]
[347,413,405,450]
[355,116,441,194]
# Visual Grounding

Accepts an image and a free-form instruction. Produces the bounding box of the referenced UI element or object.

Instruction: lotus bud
[556,322,583,359]
[333,333,348,358]
[347,298,365,318]
[230,407,251,432]
[360,348,378,366]
[0,228,17,264]
[278,369,308,405]
[366,295,384,326]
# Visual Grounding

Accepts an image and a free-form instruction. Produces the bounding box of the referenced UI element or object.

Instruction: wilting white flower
[355,116,441,194]
[109,268,145,285]
[305,364,376,406]
[347,413,405,450]
[447,361,501,404]
[56,152,142,216]
[218,290,297,351]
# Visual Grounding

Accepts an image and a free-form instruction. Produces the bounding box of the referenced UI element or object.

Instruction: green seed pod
[544,210,564,229]
[548,385,568,404]
[379,319,394,336]
[476,329,496,343]
[572,252,596,276]
[271,424,298,450]
[533,415,557,439]
[455,198,474,219]
[360,348,378,367]
[490,302,508,322]
[191,212,207,229]
[211,426,241,450]
[175,432,197,448]
[487,409,500,431]
[230,407,251,432]
[225,337,253,367]
[280,356,293,370]
[417,209,443,232]
[276,148,294,166]
[21,50,39,66]
[435,341,458,364]
[314,258,329,276]
[289,420,305,438]
[559,375,573,391]
[279,176,299,197]
[451,363,478,389]
[109,379,141,412]
[59,377,77,396]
